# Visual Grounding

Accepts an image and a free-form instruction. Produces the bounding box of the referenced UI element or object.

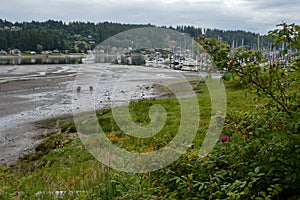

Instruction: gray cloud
[1,0,299,34]
[241,0,300,10]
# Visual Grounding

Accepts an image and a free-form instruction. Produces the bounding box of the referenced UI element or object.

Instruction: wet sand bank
[0,63,212,164]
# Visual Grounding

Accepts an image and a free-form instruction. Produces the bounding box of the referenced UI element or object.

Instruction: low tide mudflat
[0,63,208,164]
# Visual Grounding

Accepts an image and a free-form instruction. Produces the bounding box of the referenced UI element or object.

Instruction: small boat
[82,54,95,63]
[183,58,197,66]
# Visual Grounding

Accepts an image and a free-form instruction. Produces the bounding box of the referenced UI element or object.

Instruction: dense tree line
[0,19,152,52]
[0,19,271,52]
[175,25,272,50]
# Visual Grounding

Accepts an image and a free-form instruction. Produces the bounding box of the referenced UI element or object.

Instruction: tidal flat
[0,63,210,164]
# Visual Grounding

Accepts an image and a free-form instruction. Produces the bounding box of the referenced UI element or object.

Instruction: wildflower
[187,186,191,191]
[220,135,230,143]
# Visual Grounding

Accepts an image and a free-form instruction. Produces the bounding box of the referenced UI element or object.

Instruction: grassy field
[0,80,298,199]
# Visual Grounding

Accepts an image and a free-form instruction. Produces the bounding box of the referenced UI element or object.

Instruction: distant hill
[0,19,271,53]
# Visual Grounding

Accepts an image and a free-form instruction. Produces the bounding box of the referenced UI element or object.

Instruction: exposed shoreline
[0,63,210,164]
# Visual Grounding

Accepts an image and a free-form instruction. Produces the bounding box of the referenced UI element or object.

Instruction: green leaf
[255,167,260,174]
[248,172,256,177]
[269,156,277,162]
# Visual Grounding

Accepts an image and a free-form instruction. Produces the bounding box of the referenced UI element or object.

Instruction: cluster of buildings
[0,26,22,31]
[0,49,22,56]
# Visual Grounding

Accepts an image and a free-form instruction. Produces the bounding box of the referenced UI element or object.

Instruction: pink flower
[221,135,230,143]
[187,186,191,191]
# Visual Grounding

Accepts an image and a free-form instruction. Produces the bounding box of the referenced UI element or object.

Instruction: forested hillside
[0,19,271,53]
[174,25,271,50]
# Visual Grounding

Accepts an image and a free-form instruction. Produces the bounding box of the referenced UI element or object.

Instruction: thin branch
[235,69,292,116]
[250,79,291,116]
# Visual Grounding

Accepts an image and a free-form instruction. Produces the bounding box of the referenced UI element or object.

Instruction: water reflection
[0,56,83,65]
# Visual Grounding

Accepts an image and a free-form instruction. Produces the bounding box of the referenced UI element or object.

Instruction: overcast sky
[1,0,299,34]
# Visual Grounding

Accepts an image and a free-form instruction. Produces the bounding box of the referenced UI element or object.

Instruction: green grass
[0,81,264,199]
